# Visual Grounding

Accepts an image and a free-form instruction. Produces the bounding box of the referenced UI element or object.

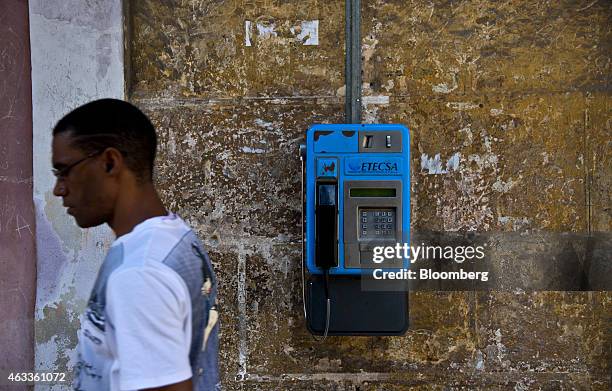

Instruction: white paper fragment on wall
[245,21,252,46]
[295,20,319,45]
[256,23,277,39]
[245,20,319,46]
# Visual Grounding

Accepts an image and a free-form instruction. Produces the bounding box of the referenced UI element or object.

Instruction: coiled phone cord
[312,271,331,341]
[321,270,331,339]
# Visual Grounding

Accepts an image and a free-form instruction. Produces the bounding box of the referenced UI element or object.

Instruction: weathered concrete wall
[128,0,611,390]
[27,0,610,389]
[29,0,124,382]
[0,0,36,384]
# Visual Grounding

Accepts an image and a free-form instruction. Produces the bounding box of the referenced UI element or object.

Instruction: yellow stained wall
[129,1,610,389]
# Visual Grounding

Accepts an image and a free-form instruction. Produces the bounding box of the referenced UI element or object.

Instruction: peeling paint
[492,177,519,193]
[432,72,458,93]
[498,216,531,231]
[420,153,461,174]
[240,146,266,154]
[475,349,485,371]
[362,95,389,105]
[362,105,380,124]
[254,118,274,130]
[447,102,481,110]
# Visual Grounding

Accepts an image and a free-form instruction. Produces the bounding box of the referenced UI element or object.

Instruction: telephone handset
[315,182,338,269]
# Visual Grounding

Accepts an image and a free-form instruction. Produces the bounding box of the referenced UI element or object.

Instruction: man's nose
[53,178,67,197]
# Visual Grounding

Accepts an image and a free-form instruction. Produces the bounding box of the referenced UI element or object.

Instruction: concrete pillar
[29,0,124,376]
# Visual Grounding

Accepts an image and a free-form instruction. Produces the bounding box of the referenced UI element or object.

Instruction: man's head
[52,99,157,228]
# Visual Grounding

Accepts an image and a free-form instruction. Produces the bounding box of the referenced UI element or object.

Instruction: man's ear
[101,147,124,176]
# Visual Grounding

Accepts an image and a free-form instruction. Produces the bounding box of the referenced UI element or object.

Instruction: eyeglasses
[52,151,103,179]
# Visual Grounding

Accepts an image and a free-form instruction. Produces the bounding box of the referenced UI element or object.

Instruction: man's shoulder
[106,214,209,299]
[117,214,196,265]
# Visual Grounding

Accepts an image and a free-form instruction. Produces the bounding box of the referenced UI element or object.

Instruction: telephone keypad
[358,208,396,239]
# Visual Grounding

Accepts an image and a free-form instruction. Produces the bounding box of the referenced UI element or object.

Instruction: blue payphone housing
[305,124,410,275]
[302,124,410,336]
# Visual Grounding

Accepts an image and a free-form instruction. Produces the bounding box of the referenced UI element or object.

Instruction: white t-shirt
[74,214,194,391]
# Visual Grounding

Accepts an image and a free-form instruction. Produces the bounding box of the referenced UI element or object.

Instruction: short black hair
[53,98,157,182]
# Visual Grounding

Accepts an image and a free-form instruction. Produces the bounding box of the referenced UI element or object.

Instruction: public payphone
[306,124,410,274]
[301,124,410,336]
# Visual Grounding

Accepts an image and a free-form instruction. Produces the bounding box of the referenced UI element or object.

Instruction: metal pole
[345,0,352,123]
[345,0,361,124]
[351,0,361,124]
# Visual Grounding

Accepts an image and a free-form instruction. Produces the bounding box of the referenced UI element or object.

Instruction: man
[51,99,220,391]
